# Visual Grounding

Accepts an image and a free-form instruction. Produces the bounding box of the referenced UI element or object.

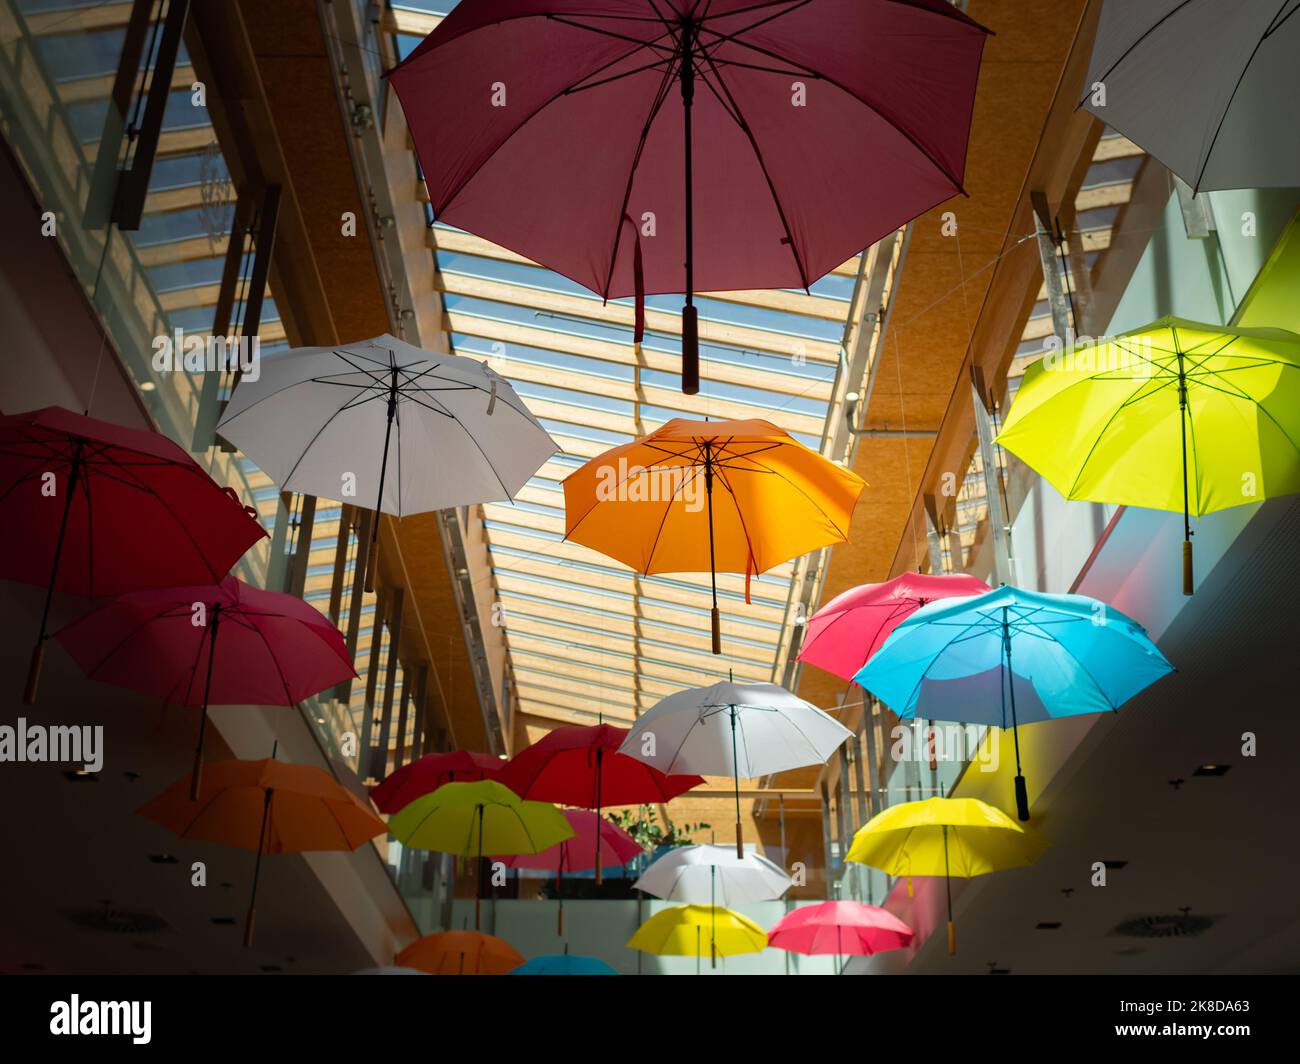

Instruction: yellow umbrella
[628,904,767,975]
[846,797,1045,956]
[387,780,574,929]
[563,418,865,654]
[995,318,1300,594]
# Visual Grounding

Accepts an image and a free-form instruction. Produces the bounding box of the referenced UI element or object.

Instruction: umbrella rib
[435,31,668,218]
[1075,0,1198,107]
[695,48,811,288]
[695,18,966,193]
[708,459,764,575]
[1060,373,1172,502]
[277,386,378,496]
[220,352,381,426]
[596,40,680,301]
[642,464,703,574]
[95,463,227,584]
[447,408,516,502]
[729,451,853,540]
[1191,0,1290,192]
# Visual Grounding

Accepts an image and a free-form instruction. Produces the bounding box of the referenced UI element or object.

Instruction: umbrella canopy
[387,780,575,928]
[627,905,767,964]
[500,810,642,874]
[497,722,701,880]
[396,931,523,975]
[854,585,1173,820]
[766,901,914,958]
[0,406,266,703]
[621,680,852,857]
[846,797,1044,955]
[564,418,865,652]
[996,318,1300,594]
[798,572,991,681]
[387,780,574,856]
[1082,1,1300,191]
[217,335,556,590]
[390,0,989,392]
[138,756,386,946]
[370,750,503,813]
[55,575,355,799]
[634,844,791,906]
[510,954,619,976]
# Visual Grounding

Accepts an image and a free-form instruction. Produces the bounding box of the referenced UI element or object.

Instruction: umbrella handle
[23,640,44,706]
[364,511,381,594]
[947,920,956,956]
[711,607,721,655]
[683,305,699,395]
[1182,539,1193,596]
[1014,773,1030,822]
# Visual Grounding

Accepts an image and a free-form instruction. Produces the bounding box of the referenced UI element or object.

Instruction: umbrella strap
[622,212,645,344]
[222,485,258,521]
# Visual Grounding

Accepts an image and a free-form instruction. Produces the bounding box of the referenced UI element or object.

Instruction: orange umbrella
[138,754,386,947]
[563,418,865,653]
[396,931,523,975]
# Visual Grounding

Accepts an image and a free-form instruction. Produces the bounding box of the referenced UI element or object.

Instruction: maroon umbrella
[390,0,989,393]
[496,723,703,880]
[371,750,504,813]
[55,576,355,798]
[0,407,266,703]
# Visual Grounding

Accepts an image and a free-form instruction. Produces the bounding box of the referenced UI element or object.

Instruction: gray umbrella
[1083,0,1300,191]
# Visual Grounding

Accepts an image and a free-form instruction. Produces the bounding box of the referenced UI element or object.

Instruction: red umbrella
[767,901,913,964]
[371,750,504,813]
[496,723,702,880]
[798,572,991,681]
[0,406,266,703]
[55,576,355,798]
[390,0,989,393]
[501,809,643,934]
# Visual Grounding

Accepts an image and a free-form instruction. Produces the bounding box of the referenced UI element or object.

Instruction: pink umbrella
[371,751,503,814]
[767,901,913,965]
[55,575,355,798]
[500,809,643,934]
[799,572,990,681]
[390,1,989,393]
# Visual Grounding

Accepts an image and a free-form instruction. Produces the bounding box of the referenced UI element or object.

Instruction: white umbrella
[218,334,555,589]
[1082,1,1300,191]
[620,680,852,858]
[635,844,791,906]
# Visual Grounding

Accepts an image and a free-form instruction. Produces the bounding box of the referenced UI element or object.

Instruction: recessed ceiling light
[1193,763,1230,777]
[1036,922,1062,930]
[148,854,178,865]
[1101,859,1128,870]
[210,916,237,926]
[63,770,99,782]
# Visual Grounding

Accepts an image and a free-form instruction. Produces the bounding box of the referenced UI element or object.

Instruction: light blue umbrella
[854,585,1173,821]
[509,953,618,976]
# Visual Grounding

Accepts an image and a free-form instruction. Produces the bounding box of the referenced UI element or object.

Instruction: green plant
[609,806,710,851]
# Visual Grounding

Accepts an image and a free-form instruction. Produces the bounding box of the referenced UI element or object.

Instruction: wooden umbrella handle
[711,607,721,655]
[1182,539,1193,596]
